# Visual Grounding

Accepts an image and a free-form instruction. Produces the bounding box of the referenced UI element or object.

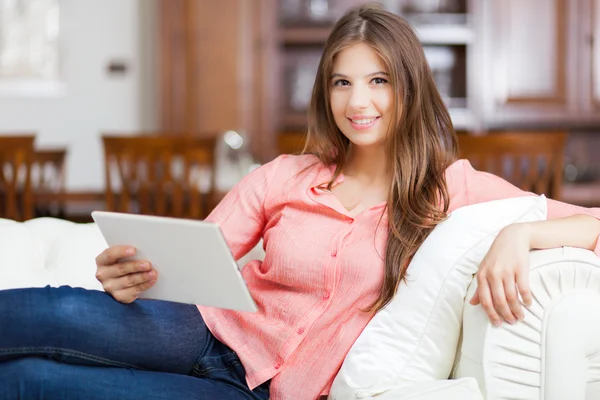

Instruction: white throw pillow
[329,195,547,399]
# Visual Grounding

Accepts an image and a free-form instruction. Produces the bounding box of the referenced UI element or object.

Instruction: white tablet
[91,211,257,312]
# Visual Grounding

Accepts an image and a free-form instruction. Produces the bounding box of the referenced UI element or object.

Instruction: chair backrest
[0,135,35,221]
[278,132,307,155]
[32,148,67,217]
[33,148,67,192]
[102,135,217,219]
[457,132,567,200]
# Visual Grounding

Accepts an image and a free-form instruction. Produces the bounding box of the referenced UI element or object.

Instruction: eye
[371,77,388,85]
[333,79,350,87]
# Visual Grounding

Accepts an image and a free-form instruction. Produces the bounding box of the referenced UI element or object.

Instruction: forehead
[331,42,387,75]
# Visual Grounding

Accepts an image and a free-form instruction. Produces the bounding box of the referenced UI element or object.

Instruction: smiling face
[329,42,394,150]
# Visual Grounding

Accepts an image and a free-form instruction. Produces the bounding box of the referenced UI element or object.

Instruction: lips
[348,116,380,130]
[349,117,377,125]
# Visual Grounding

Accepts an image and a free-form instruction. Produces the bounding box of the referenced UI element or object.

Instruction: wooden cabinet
[159,0,276,161]
[274,0,475,138]
[590,0,600,113]
[479,0,600,128]
[157,1,600,163]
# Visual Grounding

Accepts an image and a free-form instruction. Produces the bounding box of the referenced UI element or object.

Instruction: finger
[96,260,151,282]
[504,277,523,322]
[95,246,136,267]
[469,290,480,305]
[111,273,158,304]
[490,277,517,324]
[516,268,533,307]
[476,273,501,326]
[111,270,157,292]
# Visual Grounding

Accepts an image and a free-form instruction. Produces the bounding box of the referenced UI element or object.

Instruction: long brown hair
[305,3,458,312]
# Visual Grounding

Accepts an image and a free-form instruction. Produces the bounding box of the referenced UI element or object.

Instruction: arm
[457,159,600,253]
[526,214,600,253]
[454,160,600,325]
[205,155,283,260]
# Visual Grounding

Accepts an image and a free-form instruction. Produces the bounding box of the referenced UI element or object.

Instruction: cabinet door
[573,0,600,125]
[159,0,274,160]
[482,0,577,126]
[592,0,600,113]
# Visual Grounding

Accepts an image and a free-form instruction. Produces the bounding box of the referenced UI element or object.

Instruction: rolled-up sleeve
[447,159,600,256]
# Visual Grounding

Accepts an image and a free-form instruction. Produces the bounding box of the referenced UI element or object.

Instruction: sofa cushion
[329,195,547,398]
[330,377,483,400]
[0,220,58,289]
[0,218,107,291]
[42,222,107,290]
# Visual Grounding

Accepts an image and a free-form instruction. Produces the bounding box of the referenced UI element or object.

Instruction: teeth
[351,118,376,124]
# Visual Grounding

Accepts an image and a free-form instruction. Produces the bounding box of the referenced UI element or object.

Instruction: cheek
[375,92,394,114]
[329,93,347,120]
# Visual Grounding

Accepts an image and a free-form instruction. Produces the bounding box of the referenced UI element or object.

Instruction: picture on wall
[0,0,59,81]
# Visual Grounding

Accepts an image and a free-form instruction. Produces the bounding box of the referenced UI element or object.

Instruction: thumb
[470,290,480,305]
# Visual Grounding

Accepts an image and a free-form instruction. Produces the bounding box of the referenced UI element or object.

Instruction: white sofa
[2,216,600,399]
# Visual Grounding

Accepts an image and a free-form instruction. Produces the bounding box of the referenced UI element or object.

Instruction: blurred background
[0,0,599,222]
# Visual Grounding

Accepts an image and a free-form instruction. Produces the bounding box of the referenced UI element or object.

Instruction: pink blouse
[198,155,600,400]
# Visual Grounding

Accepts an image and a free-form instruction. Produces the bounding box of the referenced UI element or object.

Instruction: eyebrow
[330,71,389,80]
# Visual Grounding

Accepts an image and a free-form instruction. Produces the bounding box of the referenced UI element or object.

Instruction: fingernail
[138,262,149,270]
[146,271,155,278]
[508,319,516,325]
[493,320,502,327]
[126,248,135,255]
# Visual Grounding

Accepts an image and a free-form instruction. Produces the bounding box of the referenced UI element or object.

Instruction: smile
[348,116,380,130]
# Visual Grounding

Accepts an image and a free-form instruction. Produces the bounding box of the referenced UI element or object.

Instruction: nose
[348,83,370,110]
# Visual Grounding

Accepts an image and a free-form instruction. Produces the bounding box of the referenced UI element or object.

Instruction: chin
[345,132,384,147]
[348,137,386,149]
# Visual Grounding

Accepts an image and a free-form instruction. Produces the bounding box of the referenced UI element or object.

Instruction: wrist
[505,221,534,249]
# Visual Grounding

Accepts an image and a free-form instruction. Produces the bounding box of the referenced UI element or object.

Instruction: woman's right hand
[95,246,158,303]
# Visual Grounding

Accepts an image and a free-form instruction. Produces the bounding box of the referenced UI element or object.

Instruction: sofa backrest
[0,217,106,291]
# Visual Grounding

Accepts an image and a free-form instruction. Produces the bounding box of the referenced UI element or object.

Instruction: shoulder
[444,158,471,177]
[264,153,324,183]
[257,154,325,211]
[443,159,470,188]
[443,159,473,211]
[271,153,322,170]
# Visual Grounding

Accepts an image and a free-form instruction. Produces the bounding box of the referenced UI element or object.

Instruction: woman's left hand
[469,223,534,326]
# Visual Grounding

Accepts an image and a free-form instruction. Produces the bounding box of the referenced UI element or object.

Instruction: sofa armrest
[454,246,600,400]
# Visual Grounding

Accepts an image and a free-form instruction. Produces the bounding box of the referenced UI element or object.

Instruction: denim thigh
[0,286,269,398]
[0,286,207,374]
[0,357,270,400]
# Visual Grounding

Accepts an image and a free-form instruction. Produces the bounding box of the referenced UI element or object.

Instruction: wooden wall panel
[159,0,241,135]
[158,0,276,160]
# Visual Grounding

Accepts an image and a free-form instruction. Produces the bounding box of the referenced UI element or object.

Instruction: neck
[344,144,390,186]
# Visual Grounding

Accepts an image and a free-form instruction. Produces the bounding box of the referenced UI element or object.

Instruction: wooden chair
[457,131,568,200]
[102,135,218,219]
[278,132,307,155]
[0,135,35,221]
[32,148,67,217]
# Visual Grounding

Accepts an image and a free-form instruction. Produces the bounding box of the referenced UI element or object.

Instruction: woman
[1,4,599,400]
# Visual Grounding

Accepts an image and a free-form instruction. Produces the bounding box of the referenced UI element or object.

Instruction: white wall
[0,0,157,191]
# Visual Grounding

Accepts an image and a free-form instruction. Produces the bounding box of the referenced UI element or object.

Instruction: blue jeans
[0,286,270,399]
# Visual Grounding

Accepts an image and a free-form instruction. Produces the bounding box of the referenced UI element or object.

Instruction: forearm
[519,214,600,252]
